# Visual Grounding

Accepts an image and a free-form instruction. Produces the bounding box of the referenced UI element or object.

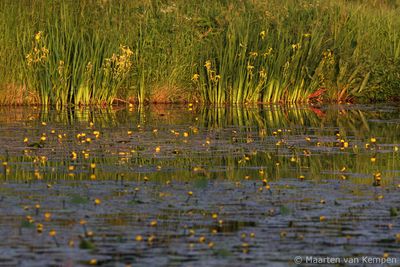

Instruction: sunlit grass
[0,0,400,105]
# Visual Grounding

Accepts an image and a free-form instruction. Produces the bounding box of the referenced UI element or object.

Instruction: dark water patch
[0,105,399,265]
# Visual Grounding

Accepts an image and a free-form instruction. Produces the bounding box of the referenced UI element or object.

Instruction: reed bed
[0,0,399,105]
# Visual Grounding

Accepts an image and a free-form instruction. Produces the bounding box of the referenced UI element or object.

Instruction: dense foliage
[0,0,399,105]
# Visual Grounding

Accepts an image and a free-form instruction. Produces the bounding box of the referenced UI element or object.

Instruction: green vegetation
[0,0,399,105]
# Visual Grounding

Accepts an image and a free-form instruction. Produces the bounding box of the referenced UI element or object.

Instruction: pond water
[0,104,399,266]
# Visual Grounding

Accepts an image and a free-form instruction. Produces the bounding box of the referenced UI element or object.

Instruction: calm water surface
[0,104,399,266]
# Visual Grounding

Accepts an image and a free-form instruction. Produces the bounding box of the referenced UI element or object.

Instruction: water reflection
[0,104,399,266]
[1,104,398,183]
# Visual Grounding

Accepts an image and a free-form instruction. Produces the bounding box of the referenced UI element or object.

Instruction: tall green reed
[193,0,400,104]
[24,19,134,106]
[1,0,400,105]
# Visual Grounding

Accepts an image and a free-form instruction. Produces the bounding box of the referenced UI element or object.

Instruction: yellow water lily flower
[192,73,200,81]
[259,30,266,40]
[204,60,212,70]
